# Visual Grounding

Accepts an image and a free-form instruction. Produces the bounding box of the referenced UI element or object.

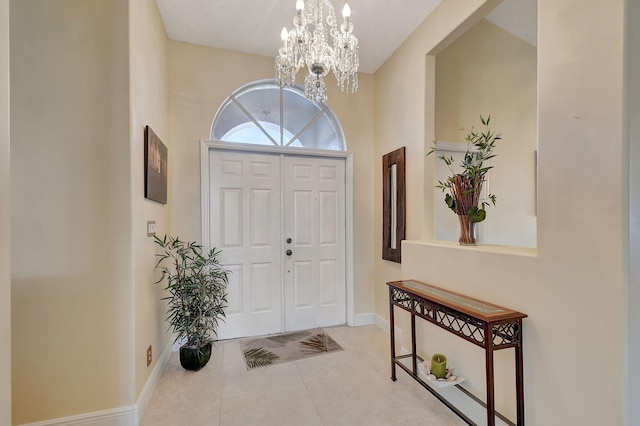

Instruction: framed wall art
[144,125,168,204]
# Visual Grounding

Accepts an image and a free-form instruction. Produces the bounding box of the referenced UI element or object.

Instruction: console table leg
[411,313,417,374]
[389,288,397,381]
[485,325,496,426]
[516,321,525,425]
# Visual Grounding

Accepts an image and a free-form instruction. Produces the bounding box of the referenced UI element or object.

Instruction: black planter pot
[179,342,212,371]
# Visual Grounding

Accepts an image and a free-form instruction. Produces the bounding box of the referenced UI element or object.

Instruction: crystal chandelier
[275,0,359,103]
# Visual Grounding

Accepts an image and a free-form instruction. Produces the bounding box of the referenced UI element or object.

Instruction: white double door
[209,149,346,340]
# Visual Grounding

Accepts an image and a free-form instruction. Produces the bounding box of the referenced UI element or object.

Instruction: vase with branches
[427,115,501,245]
[154,235,229,370]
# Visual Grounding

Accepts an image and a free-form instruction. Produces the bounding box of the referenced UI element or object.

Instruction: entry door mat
[240,328,343,370]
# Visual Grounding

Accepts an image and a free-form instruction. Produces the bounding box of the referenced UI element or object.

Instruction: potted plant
[427,115,501,245]
[154,235,229,371]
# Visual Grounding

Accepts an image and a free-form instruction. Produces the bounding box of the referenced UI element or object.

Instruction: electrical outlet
[147,345,152,367]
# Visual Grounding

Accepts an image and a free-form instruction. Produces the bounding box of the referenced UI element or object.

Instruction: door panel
[293,261,313,307]
[209,150,282,339]
[319,260,337,305]
[283,156,346,331]
[293,190,313,245]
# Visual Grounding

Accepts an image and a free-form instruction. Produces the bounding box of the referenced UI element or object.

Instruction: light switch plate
[147,221,156,237]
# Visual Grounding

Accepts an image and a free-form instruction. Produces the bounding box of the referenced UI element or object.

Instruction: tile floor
[141,325,466,426]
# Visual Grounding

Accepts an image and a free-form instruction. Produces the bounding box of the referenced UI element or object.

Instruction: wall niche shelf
[405,239,538,257]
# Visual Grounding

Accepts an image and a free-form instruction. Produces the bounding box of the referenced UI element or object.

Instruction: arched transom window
[211,80,346,151]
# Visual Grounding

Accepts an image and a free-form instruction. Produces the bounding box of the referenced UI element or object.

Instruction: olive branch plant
[427,115,501,224]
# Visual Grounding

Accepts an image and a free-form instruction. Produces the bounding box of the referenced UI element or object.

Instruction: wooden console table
[387,279,527,426]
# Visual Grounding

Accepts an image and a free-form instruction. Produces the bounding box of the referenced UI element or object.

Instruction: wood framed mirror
[382,147,406,263]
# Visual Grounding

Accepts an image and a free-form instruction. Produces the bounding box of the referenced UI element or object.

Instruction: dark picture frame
[144,126,168,204]
[382,147,406,263]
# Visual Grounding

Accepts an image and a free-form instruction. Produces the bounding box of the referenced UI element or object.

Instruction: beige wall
[0,0,11,423]
[129,0,172,398]
[435,19,537,247]
[168,42,376,316]
[10,1,133,423]
[627,0,640,420]
[376,0,627,424]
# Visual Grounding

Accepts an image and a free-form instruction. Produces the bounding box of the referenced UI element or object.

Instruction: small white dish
[418,360,466,388]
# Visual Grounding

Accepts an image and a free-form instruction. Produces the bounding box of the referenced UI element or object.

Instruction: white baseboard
[136,341,173,423]
[374,313,388,331]
[374,313,404,343]
[19,341,173,426]
[349,313,375,326]
[18,406,137,426]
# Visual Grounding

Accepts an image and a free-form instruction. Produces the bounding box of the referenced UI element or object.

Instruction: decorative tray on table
[417,360,466,388]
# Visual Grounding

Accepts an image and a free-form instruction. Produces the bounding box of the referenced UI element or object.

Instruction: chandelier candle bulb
[342,3,351,20]
[431,354,447,379]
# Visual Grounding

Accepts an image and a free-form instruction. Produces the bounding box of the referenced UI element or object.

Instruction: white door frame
[200,140,356,327]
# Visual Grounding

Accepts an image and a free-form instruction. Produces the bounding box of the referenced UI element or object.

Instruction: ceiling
[155,0,536,75]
